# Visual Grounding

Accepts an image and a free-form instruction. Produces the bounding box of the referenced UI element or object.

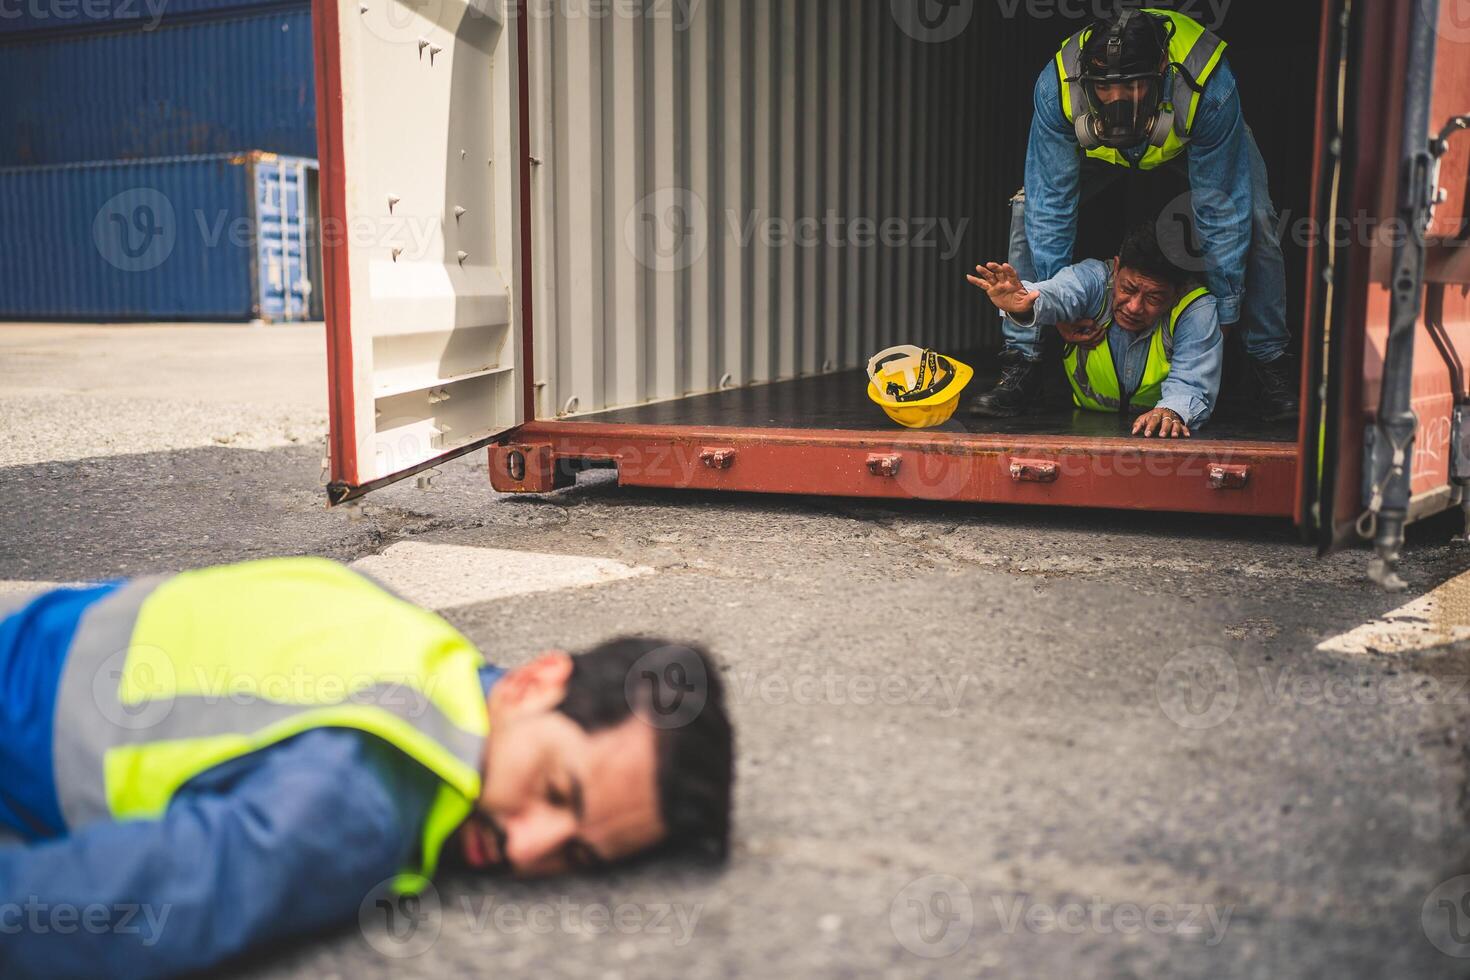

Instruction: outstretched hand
[967,263,1041,317]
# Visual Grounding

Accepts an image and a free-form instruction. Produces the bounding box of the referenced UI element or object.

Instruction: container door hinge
[1452,406,1470,482]
[1450,406,1470,544]
[1208,464,1250,491]
[1009,459,1059,484]
[866,454,902,478]
[700,448,736,470]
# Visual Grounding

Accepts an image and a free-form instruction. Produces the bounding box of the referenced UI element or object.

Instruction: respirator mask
[1074,10,1174,152]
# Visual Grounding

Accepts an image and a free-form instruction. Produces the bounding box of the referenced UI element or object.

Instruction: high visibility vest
[51,557,489,895]
[1064,282,1211,413]
[1055,9,1229,170]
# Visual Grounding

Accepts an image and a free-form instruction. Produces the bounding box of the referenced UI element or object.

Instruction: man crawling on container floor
[968,222,1224,439]
[0,556,734,978]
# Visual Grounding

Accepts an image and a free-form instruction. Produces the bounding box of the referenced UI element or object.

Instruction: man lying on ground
[968,221,1224,439]
[0,556,734,978]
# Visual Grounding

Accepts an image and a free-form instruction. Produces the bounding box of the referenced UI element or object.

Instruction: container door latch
[867,454,902,478]
[700,448,736,470]
[1208,464,1250,491]
[1010,459,1059,484]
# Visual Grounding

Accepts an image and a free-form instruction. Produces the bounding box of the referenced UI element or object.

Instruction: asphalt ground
[4,324,1470,978]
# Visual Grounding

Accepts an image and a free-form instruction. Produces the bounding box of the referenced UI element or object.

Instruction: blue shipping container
[0,0,303,37]
[0,152,321,322]
[0,5,315,165]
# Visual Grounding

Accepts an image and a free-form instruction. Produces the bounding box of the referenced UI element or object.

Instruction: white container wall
[525,0,1041,418]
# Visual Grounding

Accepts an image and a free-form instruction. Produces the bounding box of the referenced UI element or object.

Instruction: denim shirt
[1007,258,1224,427]
[1025,57,1255,325]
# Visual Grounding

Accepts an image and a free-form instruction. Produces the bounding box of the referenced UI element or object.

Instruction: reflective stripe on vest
[1056,9,1228,170]
[1064,284,1210,412]
[51,558,489,893]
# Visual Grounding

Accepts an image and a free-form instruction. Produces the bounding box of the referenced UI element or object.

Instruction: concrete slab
[350,542,653,611]
[1320,567,1470,656]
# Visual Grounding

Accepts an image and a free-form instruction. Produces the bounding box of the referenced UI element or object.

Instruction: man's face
[1085,53,1166,111]
[1111,260,1179,333]
[1090,78,1153,106]
[457,652,666,877]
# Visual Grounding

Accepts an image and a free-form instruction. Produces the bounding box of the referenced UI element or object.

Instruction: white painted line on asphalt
[350,542,654,611]
[0,580,81,596]
[1318,569,1470,656]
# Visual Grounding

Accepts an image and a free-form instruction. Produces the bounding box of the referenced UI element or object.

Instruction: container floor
[575,364,1299,445]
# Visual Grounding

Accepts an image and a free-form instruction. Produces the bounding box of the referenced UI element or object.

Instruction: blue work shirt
[1025,58,1255,325]
[0,584,504,979]
[1005,258,1224,428]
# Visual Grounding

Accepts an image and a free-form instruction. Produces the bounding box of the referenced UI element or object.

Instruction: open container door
[312,0,530,503]
[1302,0,1420,556]
[1304,0,1470,585]
[1297,0,1369,550]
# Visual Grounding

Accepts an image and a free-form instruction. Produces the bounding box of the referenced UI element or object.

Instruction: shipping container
[0,5,315,165]
[311,0,1470,587]
[0,151,321,321]
[0,0,301,37]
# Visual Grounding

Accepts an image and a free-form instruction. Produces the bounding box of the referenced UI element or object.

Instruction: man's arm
[969,259,1109,329]
[1155,293,1225,430]
[1024,64,1084,283]
[1184,59,1254,327]
[0,729,438,979]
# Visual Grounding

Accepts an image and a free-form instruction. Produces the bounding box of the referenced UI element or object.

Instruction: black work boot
[1250,355,1300,423]
[969,349,1044,418]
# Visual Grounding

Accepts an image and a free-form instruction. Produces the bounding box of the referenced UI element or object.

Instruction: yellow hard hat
[866,346,974,429]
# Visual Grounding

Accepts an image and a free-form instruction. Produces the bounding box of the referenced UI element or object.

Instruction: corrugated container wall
[0,153,320,321]
[527,0,1055,419]
[0,5,316,166]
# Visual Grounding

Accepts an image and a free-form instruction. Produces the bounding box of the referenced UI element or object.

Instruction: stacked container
[0,0,321,321]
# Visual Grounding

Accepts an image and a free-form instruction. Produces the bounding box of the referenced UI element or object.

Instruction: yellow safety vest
[1056,9,1229,170]
[51,557,490,895]
[1064,283,1211,413]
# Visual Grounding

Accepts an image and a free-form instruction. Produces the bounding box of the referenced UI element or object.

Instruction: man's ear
[492,651,574,717]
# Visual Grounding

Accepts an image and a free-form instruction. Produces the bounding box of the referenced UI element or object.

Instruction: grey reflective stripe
[1163,289,1208,358]
[1183,28,1225,80]
[1171,28,1225,138]
[131,688,485,772]
[1073,269,1121,410]
[1070,346,1121,409]
[51,574,484,831]
[1058,32,1085,122]
[52,575,168,830]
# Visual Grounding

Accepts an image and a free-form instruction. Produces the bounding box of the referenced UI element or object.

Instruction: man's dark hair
[1118,221,1191,292]
[555,637,734,865]
[1082,9,1169,74]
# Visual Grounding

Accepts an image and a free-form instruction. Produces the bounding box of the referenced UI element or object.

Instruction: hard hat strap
[885,350,955,403]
